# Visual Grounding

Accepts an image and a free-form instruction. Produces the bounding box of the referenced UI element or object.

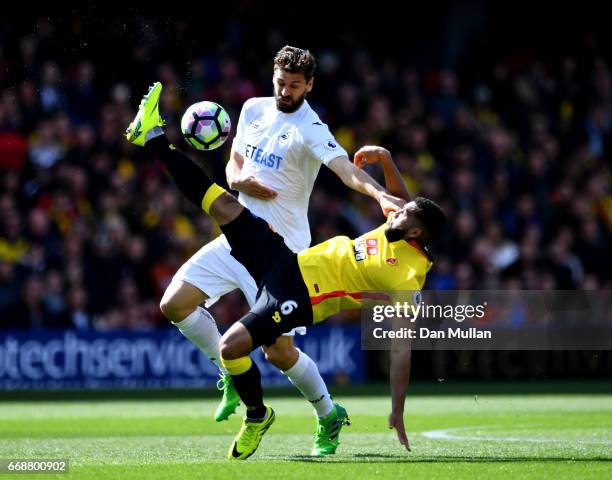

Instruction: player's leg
[160,237,248,421]
[219,320,274,460]
[219,321,318,421]
[167,234,268,422]
[236,255,334,421]
[219,317,274,425]
[159,281,206,322]
[263,336,349,456]
[160,279,224,368]
[262,337,333,416]
[125,82,242,226]
[147,134,242,224]
[125,84,248,419]
[125,82,285,283]
[162,284,241,421]
[161,238,243,367]
[219,274,313,460]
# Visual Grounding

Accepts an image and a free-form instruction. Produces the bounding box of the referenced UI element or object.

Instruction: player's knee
[159,294,193,323]
[263,342,299,370]
[160,281,207,323]
[262,347,280,365]
[219,337,240,360]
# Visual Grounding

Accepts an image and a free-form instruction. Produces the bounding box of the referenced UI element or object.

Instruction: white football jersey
[232,97,348,252]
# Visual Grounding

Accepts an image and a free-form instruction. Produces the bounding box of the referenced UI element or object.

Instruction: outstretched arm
[327,155,406,217]
[389,333,412,451]
[354,146,412,202]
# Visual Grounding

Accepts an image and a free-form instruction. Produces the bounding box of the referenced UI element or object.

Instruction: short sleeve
[303,121,348,165]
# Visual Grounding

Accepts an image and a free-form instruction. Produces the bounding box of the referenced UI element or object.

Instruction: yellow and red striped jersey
[297,224,433,324]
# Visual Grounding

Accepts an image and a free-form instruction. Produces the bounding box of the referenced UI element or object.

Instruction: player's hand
[231,176,278,200]
[353,146,391,169]
[388,411,411,451]
[379,192,406,217]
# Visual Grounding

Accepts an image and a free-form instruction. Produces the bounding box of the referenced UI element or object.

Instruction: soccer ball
[180,101,231,151]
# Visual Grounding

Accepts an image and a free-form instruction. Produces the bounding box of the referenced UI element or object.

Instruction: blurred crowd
[0,15,610,331]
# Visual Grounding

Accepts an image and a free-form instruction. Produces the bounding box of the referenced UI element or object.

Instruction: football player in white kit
[126,46,404,456]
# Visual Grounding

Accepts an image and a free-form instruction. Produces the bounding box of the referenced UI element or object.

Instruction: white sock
[283,349,333,418]
[173,307,226,373]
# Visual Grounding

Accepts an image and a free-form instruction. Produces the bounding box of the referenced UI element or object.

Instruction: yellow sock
[201,183,227,215]
[221,356,253,375]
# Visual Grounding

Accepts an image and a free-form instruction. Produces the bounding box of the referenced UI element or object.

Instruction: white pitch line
[422,426,612,445]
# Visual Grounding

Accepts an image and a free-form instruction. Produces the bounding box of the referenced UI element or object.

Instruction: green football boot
[125,81,165,146]
[228,406,276,460]
[311,403,350,456]
[214,373,241,422]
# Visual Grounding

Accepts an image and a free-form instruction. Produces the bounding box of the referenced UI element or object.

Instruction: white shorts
[173,235,306,337]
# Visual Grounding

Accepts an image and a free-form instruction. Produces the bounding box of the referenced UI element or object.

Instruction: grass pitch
[1,389,611,479]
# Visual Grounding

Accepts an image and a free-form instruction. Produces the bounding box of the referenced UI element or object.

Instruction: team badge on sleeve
[323,139,339,151]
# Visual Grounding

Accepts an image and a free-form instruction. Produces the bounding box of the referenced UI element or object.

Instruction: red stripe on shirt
[310,290,390,306]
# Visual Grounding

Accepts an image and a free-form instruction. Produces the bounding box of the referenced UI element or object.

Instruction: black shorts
[220,209,313,347]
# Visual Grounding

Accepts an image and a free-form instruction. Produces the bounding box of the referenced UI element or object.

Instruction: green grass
[1,393,611,479]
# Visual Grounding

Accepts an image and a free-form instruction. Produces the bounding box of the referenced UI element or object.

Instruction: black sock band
[232,361,266,419]
[148,135,213,208]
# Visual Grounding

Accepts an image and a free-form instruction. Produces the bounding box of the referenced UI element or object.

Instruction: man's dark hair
[414,196,446,245]
[273,46,316,80]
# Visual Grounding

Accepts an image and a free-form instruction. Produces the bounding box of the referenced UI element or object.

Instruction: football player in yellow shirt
[139,131,446,459]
